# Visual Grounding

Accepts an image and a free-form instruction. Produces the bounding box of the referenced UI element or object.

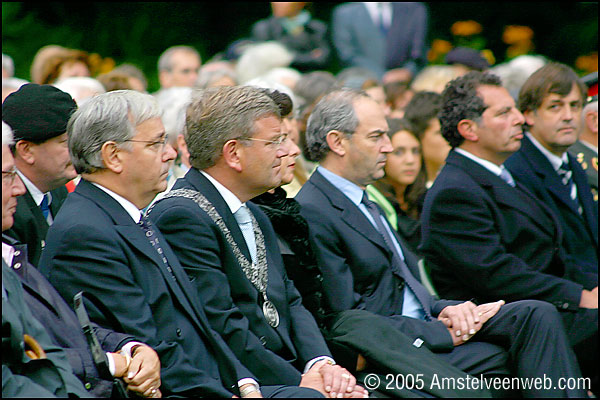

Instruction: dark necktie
[377,3,389,37]
[40,194,50,220]
[137,216,177,280]
[557,162,582,214]
[499,166,516,187]
[361,192,428,319]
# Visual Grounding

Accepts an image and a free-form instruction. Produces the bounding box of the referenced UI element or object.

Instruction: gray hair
[235,41,293,84]
[245,77,301,117]
[68,90,161,174]
[158,45,201,72]
[305,89,369,162]
[583,100,598,119]
[53,77,106,106]
[185,86,279,170]
[2,77,28,92]
[196,68,238,89]
[2,53,14,77]
[157,87,193,140]
[2,121,14,146]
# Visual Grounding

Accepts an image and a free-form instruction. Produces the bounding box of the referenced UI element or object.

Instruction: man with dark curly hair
[420,71,597,393]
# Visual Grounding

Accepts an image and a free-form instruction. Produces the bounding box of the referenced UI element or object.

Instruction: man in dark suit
[296,88,587,397]
[3,261,91,398]
[419,71,597,392]
[2,120,88,398]
[148,86,366,398]
[2,83,78,266]
[2,121,161,397]
[39,90,321,398]
[568,72,598,202]
[505,63,597,277]
[331,2,428,81]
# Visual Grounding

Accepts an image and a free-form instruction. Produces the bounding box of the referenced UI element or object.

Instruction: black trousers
[561,307,598,394]
[436,300,586,398]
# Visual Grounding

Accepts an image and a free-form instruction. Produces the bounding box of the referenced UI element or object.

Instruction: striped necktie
[557,162,582,214]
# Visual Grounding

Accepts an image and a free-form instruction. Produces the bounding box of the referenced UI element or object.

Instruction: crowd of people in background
[2,2,598,398]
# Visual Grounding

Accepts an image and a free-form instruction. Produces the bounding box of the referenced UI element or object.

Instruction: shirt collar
[200,170,244,215]
[526,132,569,171]
[16,169,52,206]
[363,2,392,27]
[454,148,505,177]
[317,166,365,206]
[2,242,15,268]
[91,183,142,223]
[578,139,598,154]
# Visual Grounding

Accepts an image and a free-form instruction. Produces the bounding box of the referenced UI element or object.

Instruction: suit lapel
[187,170,253,261]
[521,136,581,216]
[568,153,598,242]
[447,151,557,237]
[76,181,206,326]
[187,170,297,352]
[49,186,68,218]
[311,171,393,258]
[21,190,50,235]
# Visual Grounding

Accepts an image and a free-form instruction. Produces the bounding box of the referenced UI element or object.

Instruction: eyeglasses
[240,133,289,147]
[2,167,19,183]
[123,137,167,150]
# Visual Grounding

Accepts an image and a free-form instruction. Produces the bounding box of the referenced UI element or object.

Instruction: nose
[381,134,393,154]
[283,136,301,158]
[513,108,525,126]
[276,141,290,158]
[562,105,574,121]
[163,142,178,162]
[12,175,26,197]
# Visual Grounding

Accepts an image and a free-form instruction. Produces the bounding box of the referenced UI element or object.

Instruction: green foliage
[2,2,597,93]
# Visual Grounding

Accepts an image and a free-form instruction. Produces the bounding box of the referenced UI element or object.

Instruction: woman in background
[369,118,427,255]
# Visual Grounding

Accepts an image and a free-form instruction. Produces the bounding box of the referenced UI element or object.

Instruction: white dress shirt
[200,170,334,373]
[16,169,54,225]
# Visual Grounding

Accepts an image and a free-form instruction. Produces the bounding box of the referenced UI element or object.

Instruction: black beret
[445,47,490,71]
[2,83,77,142]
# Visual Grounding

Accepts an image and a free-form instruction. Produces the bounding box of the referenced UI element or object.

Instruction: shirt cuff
[120,341,145,357]
[238,378,260,391]
[107,352,116,376]
[304,356,335,373]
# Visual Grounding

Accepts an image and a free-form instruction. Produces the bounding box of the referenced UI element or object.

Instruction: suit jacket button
[85,382,92,390]
[14,250,20,257]
[562,303,569,309]
[13,262,21,270]
[259,336,267,346]
[176,328,182,337]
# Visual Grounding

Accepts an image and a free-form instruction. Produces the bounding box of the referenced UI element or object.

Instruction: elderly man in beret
[3,83,78,266]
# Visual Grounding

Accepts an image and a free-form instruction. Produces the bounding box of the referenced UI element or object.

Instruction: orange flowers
[451,20,482,37]
[503,25,534,59]
[502,25,534,45]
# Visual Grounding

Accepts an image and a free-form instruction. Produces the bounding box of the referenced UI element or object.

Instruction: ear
[457,119,479,142]
[158,70,171,88]
[585,110,598,134]
[325,130,347,157]
[523,109,536,127]
[222,139,243,173]
[100,141,124,173]
[13,140,36,165]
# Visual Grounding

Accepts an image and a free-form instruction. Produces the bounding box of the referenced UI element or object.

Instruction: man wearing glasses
[2,83,78,266]
[148,86,367,398]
